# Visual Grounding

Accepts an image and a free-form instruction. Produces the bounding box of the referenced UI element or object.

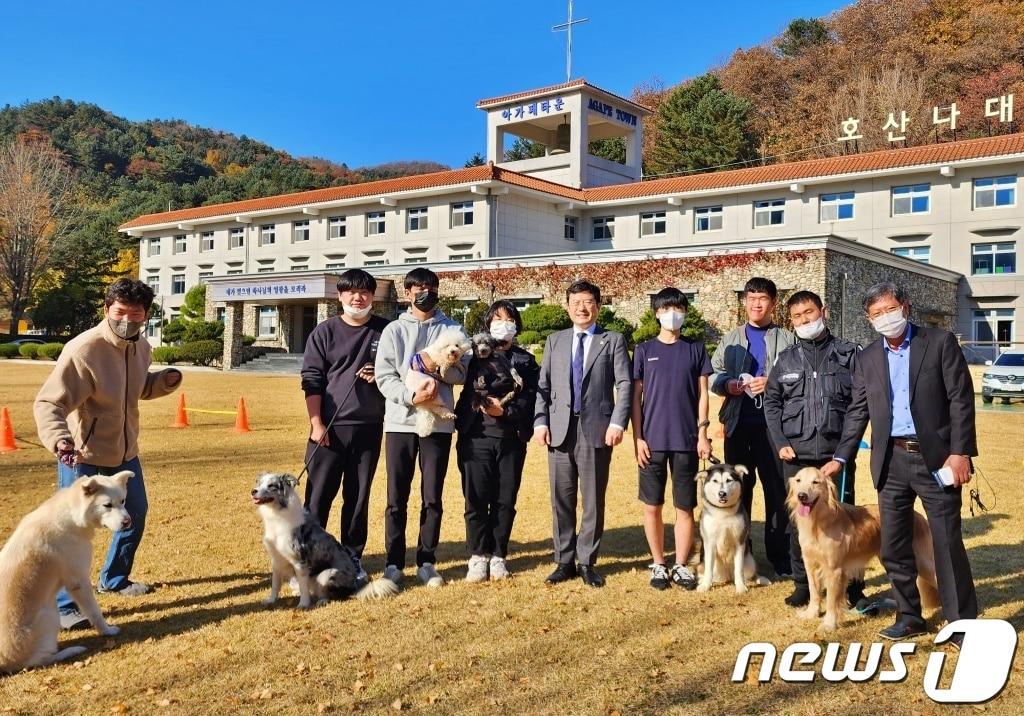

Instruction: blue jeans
[56,456,148,614]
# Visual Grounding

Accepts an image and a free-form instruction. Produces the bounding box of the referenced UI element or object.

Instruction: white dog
[252,473,398,608]
[0,471,133,672]
[404,326,471,437]
[695,464,771,594]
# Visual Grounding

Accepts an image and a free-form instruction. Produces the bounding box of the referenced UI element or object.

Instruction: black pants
[783,457,857,590]
[457,434,526,558]
[725,421,790,573]
[879,443,978,625]
[303,423,383,557]
[384,431,452,569]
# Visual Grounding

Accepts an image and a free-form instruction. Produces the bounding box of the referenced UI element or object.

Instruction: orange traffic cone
[171,393,189,428]
[234,397,250,434]
[0,407,18,453]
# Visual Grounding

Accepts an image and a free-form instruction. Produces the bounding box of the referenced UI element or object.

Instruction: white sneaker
[382,564,404,585]
[465,555,489,583]
[98,581,151,596]
[489,556,510,580]
[417,563,444,588]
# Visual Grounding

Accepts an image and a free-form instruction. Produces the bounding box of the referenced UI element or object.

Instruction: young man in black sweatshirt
[300,269,390,583]
[763,290,865,609]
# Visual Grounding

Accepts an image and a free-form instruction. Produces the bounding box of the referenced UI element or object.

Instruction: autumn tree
[0,140,77,335]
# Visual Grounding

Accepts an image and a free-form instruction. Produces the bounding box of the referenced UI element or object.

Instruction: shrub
[161,318,187,344]
[597,307,637,348]
[152,346,182,364]
[521,304,571,333]
[37,342,64,360]
[0,343,19,358]
[183,320,224,343]
[178,340,222,367]
[517,330,543,346]
[463,300,490,335]
[18,343,39,359]
[241,334,256,347]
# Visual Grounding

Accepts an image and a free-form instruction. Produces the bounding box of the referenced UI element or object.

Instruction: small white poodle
[404,326,471,437]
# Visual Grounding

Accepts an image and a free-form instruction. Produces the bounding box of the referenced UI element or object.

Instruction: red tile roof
[120,133,1024,230]
[476,78,650,114]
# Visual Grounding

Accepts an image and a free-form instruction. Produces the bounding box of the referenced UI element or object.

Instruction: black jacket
[833,324,977,488]
[764,332,859,462]
[455,344,539,442]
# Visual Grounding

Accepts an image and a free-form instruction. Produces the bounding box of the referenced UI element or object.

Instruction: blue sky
[0,1,849,169]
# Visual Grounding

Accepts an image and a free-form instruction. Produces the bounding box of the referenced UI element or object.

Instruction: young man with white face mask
[300,269,389,582]
[630,288,712,590]
[763,290,865,609]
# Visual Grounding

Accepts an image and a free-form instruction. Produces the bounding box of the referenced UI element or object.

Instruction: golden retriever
[786,466,939,631]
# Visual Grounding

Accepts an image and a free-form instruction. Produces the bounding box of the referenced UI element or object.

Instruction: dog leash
[295,364,369,484]
[968,463,996,517]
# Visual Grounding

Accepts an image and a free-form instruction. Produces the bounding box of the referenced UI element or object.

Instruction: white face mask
[794,317,825,340]
[870,307,908,339]
[490,320,517,342]
[657,310,685,332]
[342,302,372,319]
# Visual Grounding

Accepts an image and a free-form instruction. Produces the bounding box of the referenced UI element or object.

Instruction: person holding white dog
[375,267,467,588]
[34,278,181,629]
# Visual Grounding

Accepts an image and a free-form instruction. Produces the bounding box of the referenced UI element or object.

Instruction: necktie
[572,332,586,414]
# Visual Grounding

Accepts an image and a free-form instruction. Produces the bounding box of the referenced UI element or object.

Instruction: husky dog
[252,472,398,607]
[0,471,133,673]
[404,326,471,437]
[695,464,771,594]
[468,332,523,412]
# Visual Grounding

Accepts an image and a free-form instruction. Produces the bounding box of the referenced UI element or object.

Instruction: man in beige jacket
[34,278,181,629]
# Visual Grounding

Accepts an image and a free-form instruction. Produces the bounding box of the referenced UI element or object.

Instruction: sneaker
[649,563,671,591]
[785,586,811,608]
[489,556,510,581]
[382,564,404,585]
[670,564,697,590]
[59,610,90,631]
[98,581,151,596]
[465,555,489,583]
[417,563,444,588]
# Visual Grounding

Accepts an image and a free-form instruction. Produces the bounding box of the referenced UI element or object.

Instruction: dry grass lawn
[0,363,1021,715]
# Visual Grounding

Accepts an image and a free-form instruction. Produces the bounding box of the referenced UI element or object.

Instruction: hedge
[0,343,19,358]
[517,330,543,346]
[152,346,182,364]
[37,342,64,360]
[241,334,256,347]
[18,343,39,359]
[178,340,222,367]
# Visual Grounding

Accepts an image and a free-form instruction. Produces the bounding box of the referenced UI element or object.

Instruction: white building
[121,79,1024,361]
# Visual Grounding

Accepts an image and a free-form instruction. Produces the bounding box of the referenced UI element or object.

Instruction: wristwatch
[697,419,710,429]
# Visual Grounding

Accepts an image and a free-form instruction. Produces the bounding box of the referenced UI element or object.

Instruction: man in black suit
[824,282,978,645]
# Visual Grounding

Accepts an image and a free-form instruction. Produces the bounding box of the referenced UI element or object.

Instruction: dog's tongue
[798,504,811,517]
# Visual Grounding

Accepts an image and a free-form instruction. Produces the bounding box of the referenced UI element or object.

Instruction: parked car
[982,348,1024,404]
[9,337,45,345]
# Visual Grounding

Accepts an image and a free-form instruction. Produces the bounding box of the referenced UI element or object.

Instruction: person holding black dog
[454,300,539,582]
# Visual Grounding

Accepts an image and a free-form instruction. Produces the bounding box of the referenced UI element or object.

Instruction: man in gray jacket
[534,280,632,588]
[710,277,795,577]
[375,268,467,588]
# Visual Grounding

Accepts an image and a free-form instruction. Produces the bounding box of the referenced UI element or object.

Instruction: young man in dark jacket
[300,269,389,583]
[763,290,865,609]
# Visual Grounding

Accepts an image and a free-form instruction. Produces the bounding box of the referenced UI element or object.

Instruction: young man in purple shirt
[631,288,713,590]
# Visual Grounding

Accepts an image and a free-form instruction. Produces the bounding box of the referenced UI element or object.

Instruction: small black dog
[469,332,523,413]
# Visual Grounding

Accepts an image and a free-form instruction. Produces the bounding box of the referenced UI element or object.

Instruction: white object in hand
[932,466,955,487]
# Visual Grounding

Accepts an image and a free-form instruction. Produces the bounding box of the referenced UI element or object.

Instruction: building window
[260,224,276,246]
[147,238,161,257]
[640,211,667,237]
[753,199,785,227]
[404,247,428,264]
[449,252,474,261]
[564,216,578,241]
[258,307,278,337]
[973,308,1014,345]
[448,243,474,261]
[146,319,159,338]
[593,216,614,241]
[891,246,930,264]
[173,235,187,254]
[820,191,855,221]
[407,207,428,232]
[200,231,215,252]
[694,206,723,233]
[198,271,213,280]
[367,211,386,236]
[974,176,1017,209]
[325,262,346,269]
[216,307,226,323]
[451,202,473,227]
[293,220,310,242]
[226,269,243,275]
[257,266,275,274]
[329,216,346,239]
[363,250,387,267]
[146,275,160,293]
[171,274,185,294]
[230,228,245,249]
[290,264,308,271]
[892,183,930,215]
[972,242,1016,275]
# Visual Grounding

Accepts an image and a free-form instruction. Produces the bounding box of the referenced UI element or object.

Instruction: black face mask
[413,290,439,312]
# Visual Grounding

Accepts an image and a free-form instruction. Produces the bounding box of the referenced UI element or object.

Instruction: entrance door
[300,306,317,351]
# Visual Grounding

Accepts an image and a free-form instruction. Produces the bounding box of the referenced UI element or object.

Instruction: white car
[982,349,1024,404]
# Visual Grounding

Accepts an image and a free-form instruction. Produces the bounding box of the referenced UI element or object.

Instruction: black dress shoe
[878,619,928,641]
[545,563,577,584]
[784,586,810,608]
[946,633,964,651]
[579,565,605,588]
